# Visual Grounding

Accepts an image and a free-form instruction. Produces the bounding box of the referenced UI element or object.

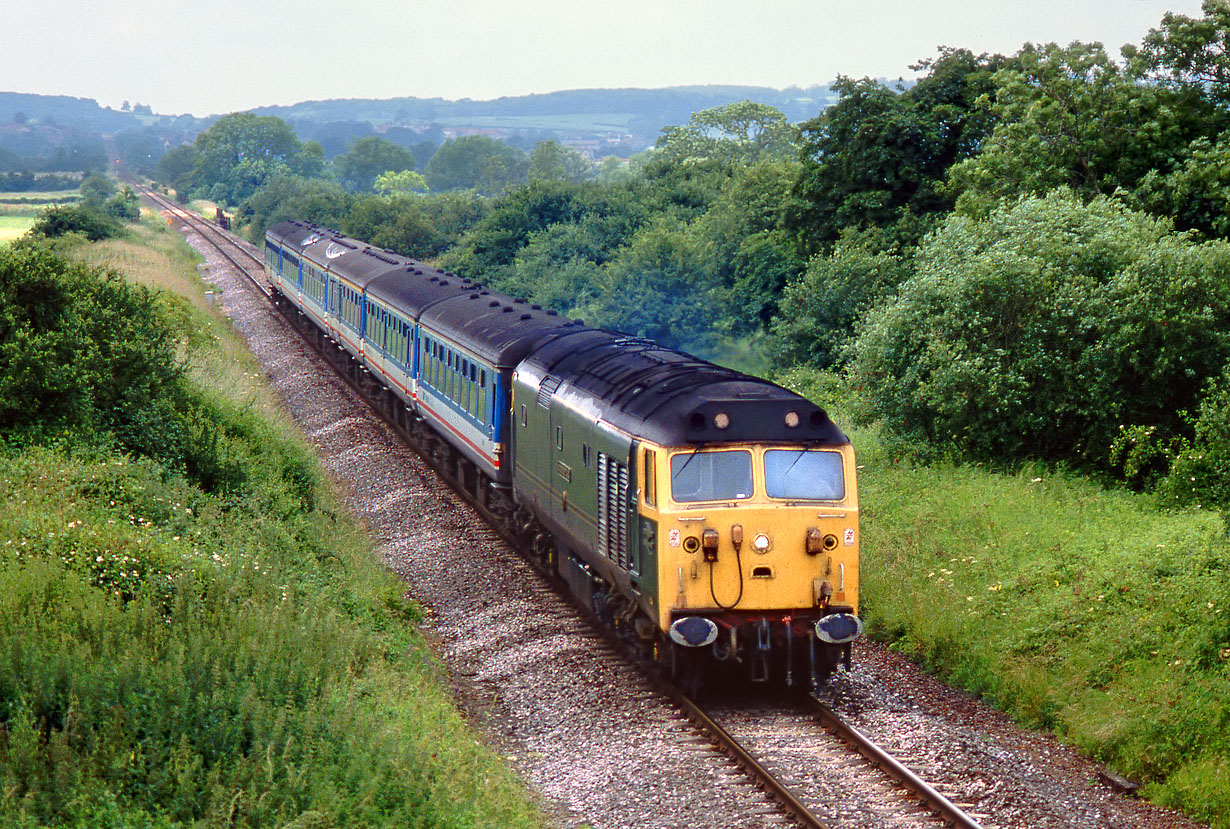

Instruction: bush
[850,191,1230,476]
[29,205,123,241]
[770,233,912,369]
[1161,365,1230,509]
[0,239,181,440]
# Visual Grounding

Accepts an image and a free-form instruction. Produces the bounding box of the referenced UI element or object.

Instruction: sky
[0,0,1209,117]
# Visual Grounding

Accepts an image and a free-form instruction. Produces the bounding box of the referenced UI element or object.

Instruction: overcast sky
[0,0,1207,117]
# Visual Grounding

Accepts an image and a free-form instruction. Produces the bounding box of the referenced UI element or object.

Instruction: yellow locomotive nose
[640,439,860,686]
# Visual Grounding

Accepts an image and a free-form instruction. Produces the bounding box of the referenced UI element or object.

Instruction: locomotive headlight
[713,412,730,430]
[784,410,800,428]
[752,533,771,553]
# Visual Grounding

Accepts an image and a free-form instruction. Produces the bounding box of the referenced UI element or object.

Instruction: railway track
[137,183,986,829]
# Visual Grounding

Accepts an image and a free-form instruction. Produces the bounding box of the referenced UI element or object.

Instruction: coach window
[479,370,488,424]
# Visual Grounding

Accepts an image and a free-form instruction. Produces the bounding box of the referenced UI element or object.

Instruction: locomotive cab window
[670,450,753,503]
[764,449,845,501]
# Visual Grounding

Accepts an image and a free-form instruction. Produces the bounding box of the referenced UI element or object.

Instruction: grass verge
[0,222,545,827]
[778,366,1230,828]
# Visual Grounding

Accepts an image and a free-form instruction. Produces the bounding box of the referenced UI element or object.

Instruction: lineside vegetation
[0,223,543,827]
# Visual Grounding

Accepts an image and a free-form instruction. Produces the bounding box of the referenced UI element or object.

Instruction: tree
[424,135,528,194]
[344,195,446,260]
[655,101,797,166]
[104,186,141,221]
[527,140,593,183]
[155,144,198,199]
[591,216,723,352]
[333,136,416,193]
[944,42,1206,217]
[191,113,323,205]
[1135,134,1230,237]
[684,159,805,333]
[29,205,122,241]
[786,49,1005,253]
[1124,0,1230,108]
[0,148,21,172]
[113,128,164,177]
[241,176,349,243]
[79,174,116,207]
[373,169,428,195]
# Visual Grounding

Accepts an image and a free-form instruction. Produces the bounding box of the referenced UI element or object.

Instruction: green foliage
[112,127,166,177]
[847,434,1230,825]
[0,172,80,193]
[945,42,1210,217]
[241,176,350,246]
[343,195,447,260]
[416,188,490,249]
[154,144,198,199]
[442,180,643,281]
[0,229,542,826]
[0,443,537,828]
[333,136,415,193]
[103,185,140,221]
[0,238,315,510]
[527,139,593,183]
[28,205,122,241]
[1162,365,1230,509]
[1125,0,1230,109]
[1135,133,1230,238]
[373,169,428,196]
[191,114,325,205]
[770,233,912,369]
[423,135,527,194]
[787,49,1005,253]
[850,191,1230,477]
[78,174,116,208]
[590,215,723,351]
[654,100,797,166]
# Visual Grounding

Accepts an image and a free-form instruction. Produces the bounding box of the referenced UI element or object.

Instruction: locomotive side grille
[596,452,630,570]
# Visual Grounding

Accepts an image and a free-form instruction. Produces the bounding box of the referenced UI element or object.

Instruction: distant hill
[250,85,839,155]
[0,85,842,162]
[0,92,137,133]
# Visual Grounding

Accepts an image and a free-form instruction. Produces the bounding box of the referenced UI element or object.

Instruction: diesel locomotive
[264,219,863,689]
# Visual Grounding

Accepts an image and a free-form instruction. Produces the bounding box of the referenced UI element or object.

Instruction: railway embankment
[0,220,545,826]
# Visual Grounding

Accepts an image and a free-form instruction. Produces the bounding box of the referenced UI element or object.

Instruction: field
[0,189,79,243]
[778,367,1230,827]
